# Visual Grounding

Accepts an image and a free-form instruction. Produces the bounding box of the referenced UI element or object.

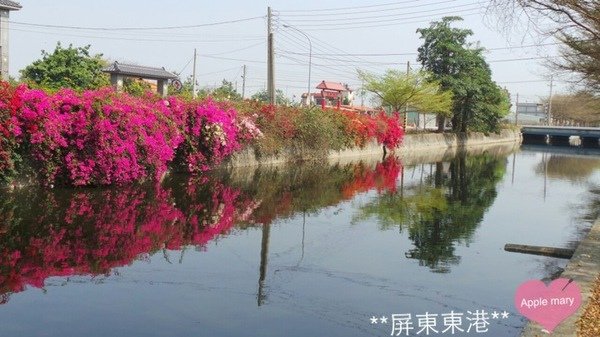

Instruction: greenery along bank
[0,82,403,187]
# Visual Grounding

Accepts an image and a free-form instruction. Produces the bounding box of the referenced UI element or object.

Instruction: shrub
[14,88,183,186]
[175,98,241,173]
[0,83,23,183]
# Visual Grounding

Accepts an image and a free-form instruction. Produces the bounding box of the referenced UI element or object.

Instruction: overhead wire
[275,0,426,13]
[282,2,481,22]
[9,16,265,31]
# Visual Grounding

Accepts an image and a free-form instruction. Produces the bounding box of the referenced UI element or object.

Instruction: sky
[9,0,570,105]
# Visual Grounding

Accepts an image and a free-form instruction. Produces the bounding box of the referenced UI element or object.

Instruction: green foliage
[417,17,509,133]
[358,69,453,116]
[251,89,292,106]
[210,80,242,101]
[294,107,350,155]
[354,153,506,273]
[19,43,110,91]
[122,78,152,97]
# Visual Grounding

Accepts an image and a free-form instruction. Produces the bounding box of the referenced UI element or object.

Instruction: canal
[0,143,598,337]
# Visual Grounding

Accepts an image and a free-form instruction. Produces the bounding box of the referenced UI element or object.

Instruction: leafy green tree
[20,43,109,91]
[417,17,509,133]
[251,89,291,105]
[210,80,242,100]
[358,69,453,117]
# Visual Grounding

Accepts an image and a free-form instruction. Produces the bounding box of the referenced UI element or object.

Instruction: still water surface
[0,144,598,337]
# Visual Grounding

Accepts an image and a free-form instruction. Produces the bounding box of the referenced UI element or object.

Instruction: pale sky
[9,0,570,105]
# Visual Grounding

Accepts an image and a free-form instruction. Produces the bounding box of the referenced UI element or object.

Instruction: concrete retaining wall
[521,219,600,337]
[222,129,522,169]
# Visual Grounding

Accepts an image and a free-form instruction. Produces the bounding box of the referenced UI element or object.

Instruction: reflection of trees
[355,153,507,273]
[535,155,600,183]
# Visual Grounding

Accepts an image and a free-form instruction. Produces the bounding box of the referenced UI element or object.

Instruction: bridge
[521,126,600,146]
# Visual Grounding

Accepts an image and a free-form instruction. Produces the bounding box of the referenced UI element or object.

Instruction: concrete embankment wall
[521,219,600,337]
[223,129,523,169]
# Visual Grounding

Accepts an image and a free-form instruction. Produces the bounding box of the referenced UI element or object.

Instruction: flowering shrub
[175,98,241,172]
[376,112,404,149]
[0,81,404,186]
[14,88,183,186]
[0,83,23,183]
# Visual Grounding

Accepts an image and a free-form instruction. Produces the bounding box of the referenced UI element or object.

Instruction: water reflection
[0,157,402,305]
[535,154,600,183]
[355,152,507,273]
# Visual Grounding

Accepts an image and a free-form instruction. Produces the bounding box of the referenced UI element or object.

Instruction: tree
[490,1,600,92]
[251,89,291,105]
[549,92,600,126]
[417,17,509,133]
[210,80,242,100]
[20,43,109,91]
[358,69,453,117]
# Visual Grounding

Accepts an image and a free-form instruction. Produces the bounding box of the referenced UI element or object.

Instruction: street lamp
[283,24,312,106]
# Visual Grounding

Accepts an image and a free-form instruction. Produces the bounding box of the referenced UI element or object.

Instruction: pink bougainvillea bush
[173,98,242,173]
[0,83,23,183]
[0,81,404,187]
[13,88,183,186]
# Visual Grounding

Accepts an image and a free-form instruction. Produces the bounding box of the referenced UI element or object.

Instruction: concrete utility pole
[404,61,410,129]
[192,48,198,99]
[547,76,554,126]
[267,7,275,105]
[515,93,519,126]
[241,64,247,99]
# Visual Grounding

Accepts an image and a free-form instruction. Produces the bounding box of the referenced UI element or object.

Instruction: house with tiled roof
[0,0,21,80]
[301,81,354,108]
[103,61,178,97]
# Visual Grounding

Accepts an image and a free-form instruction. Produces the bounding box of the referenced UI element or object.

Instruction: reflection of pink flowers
[0,179,248,304]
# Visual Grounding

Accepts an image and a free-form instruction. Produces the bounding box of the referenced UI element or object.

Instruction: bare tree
[489,0,600,92]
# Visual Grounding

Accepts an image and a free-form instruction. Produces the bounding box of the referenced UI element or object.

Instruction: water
[1,144,598,337]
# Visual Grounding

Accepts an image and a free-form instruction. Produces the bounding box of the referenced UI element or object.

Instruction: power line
[281,41,562,57]
[280,7,483,28]
[202,41,265,56]
[11,27,264,43]
[275,0,424,13]
[9,16,265,31]
[296,11,482,31]
[281,2,479,22]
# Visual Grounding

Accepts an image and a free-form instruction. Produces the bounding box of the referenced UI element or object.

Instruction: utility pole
[267,7,275,105]
[547,76,554,126]
[404,61,410,129]
[241,65,247,99]
[515,93,519,126]
[192,48,198,99]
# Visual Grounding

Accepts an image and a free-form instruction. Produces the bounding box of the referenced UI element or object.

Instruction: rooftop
[316,81,351,92]
[0,0,22,10]
[103,62,177,80]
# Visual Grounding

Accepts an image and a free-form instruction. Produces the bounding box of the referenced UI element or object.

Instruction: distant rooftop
[103,61,177,80]
[0,0,22,10]
[316,81,351,92]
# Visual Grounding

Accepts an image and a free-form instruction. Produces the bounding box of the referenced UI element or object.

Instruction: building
[0,0,21,80]
[103,61,178,97]
[310,81,354,108]
[516,102,545,117]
